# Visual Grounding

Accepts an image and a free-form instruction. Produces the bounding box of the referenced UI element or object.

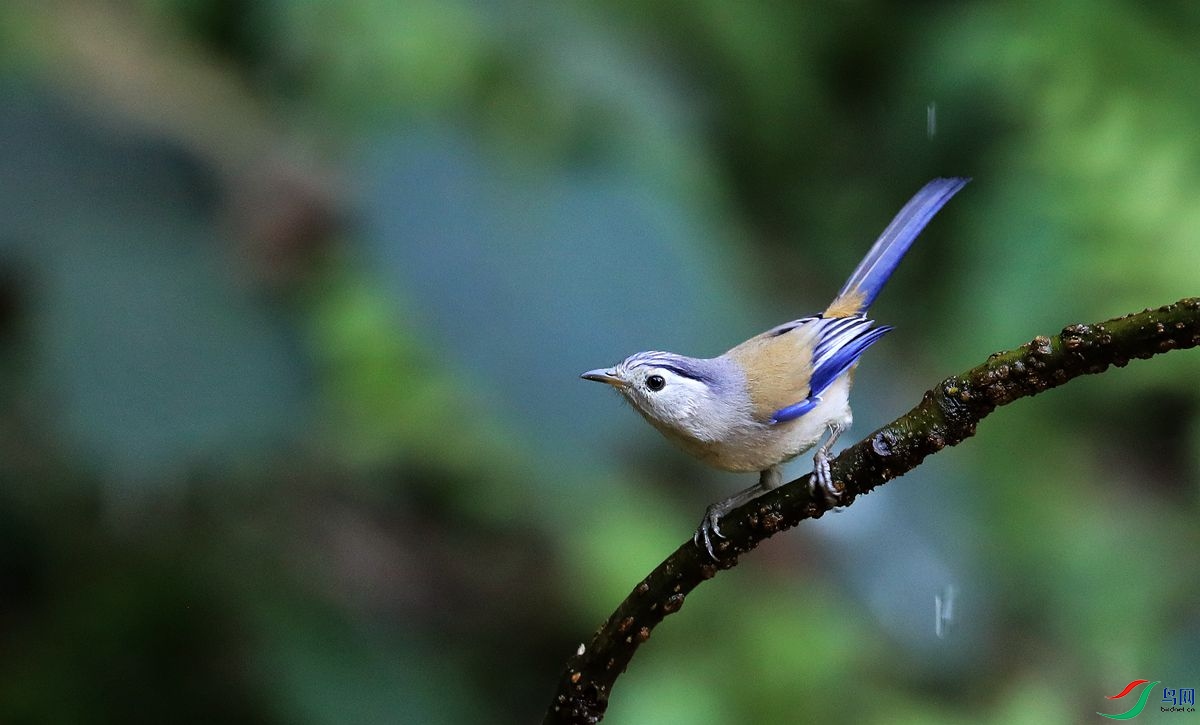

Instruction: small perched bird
[582,177,969,558]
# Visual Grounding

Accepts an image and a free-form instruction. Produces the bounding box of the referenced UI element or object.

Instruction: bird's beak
[581,368,627,388]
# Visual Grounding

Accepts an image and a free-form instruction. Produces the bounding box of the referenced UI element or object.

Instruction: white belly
[658,375,854,473]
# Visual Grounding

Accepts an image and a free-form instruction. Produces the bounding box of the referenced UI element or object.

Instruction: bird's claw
[693,504,728,560]
[812,452,844,509]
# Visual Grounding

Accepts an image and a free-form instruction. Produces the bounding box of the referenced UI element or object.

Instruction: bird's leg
[694,466,782,560]
[811,422,848,506]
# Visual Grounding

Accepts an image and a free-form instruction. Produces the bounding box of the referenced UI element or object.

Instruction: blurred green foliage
[0,1,1196,723]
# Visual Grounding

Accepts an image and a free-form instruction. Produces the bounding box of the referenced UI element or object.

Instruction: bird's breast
[655,375,854,472]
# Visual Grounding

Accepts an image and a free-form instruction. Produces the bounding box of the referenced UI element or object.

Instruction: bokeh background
[0,1,1197,723]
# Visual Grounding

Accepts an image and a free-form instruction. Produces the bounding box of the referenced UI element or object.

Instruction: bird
[581,177,969,559]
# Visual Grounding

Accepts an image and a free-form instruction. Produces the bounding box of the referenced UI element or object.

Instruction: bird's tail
[824,177,969,318]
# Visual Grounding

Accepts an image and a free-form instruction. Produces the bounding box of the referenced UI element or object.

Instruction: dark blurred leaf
[0,88,313,481]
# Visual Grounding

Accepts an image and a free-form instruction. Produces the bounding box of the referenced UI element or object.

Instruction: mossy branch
[543,298,1200,725]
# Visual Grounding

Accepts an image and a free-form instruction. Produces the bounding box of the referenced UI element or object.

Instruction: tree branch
[544,298,1200,725]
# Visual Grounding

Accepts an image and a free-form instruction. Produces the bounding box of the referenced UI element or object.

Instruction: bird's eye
[646,374,665,391]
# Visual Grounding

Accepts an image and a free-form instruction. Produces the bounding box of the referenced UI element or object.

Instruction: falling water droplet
[935,583,956,638]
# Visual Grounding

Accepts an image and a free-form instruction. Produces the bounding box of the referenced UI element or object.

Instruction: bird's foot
[693,471,778,559]
[693,501,730,560]
[811,451,844,509]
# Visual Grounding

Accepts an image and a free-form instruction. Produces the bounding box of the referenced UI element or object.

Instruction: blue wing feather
[808,323,891,395]
[770,316,892,423]
[770,397,819,422]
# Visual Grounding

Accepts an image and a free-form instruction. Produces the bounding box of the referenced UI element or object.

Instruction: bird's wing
[724,317,819,422]
[730,315,891,424]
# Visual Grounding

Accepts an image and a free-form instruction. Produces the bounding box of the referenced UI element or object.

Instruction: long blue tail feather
[833,177,969,315]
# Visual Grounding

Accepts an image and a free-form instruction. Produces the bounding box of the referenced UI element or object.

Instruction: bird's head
[581,351,740,440]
